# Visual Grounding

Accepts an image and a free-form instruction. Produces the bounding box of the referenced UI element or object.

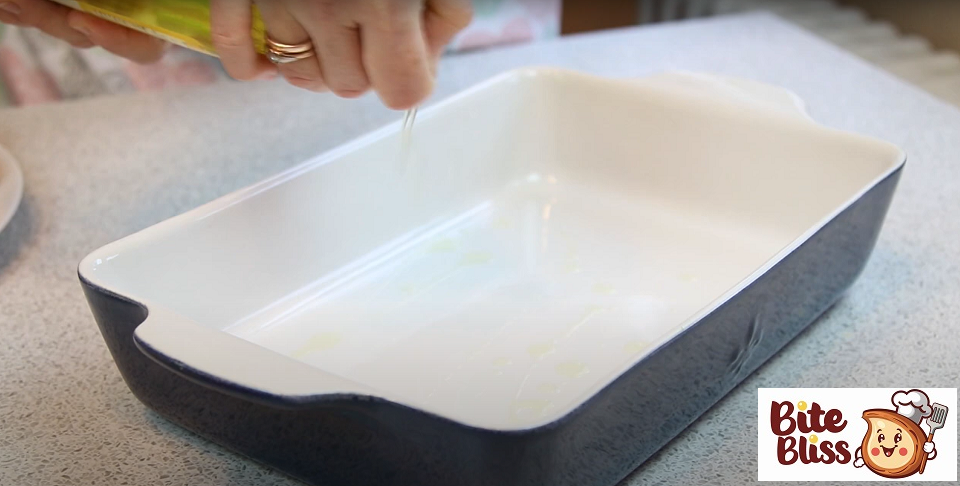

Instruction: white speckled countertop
[1,13,958,486]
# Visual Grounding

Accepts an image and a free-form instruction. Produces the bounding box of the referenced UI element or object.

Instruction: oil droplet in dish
[547,175,558,184]
[291,332,342,358]
[491,217,513,230]
[680,273,699,283]
[562,262,581,275]
[537,383,560,394]
[460,252,492,266]
[511,399,551,418]
[592,283,615,295]
[622,340,649,354]
[527,342,555,359]
[493,357,512,367]
[427,238,458,253]
[399,283,418,295]
[555,360,589,378]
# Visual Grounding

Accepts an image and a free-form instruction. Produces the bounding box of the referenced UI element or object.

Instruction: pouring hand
[212,0,472,109]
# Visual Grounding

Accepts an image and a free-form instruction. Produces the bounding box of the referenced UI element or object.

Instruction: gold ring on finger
[265,36,315,64]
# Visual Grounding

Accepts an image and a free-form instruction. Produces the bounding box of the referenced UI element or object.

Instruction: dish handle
[637,71,816,123]
[133,307,373,403]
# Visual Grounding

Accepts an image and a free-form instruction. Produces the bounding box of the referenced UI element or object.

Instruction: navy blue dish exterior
[79,168,902,486]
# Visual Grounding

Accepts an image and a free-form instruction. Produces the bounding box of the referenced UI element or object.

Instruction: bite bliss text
[770,401,852,465]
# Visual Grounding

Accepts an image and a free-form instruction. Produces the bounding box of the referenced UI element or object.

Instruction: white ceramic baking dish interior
[79,68,904,431]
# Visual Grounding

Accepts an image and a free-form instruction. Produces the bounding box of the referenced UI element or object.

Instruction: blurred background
[1,0,958,108]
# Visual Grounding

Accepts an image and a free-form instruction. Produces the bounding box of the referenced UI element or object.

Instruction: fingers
[288,0,368,98]
[205,0,466,106]
[65,12,167,63]
[211,0,276,80]
[257,0,327,92]
[0,0,93,47]
[361,4,433,110]
[255,0,326,92]
[423,0,472,61]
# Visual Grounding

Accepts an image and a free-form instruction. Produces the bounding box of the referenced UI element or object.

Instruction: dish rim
[0,143,24,235]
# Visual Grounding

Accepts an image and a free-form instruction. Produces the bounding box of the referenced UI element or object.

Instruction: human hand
[853,457,864,468]
[211,0,472,109]
[923,441,936,456]
[0,0,168,63]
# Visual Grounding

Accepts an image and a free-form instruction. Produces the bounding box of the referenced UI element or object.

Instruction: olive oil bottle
[50,0,267,56]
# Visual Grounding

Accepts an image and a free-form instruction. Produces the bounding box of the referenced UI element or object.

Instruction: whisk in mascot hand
[853,390,941,478]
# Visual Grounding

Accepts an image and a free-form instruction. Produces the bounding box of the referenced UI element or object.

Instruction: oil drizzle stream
[400,107,418,172]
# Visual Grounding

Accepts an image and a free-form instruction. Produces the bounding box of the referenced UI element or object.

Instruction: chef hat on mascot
[892,389,932,425]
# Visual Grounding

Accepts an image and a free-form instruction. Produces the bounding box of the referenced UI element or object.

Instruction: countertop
[1,13,958,486]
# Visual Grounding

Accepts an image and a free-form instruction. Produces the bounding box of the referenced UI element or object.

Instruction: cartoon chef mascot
[854,390,938,478]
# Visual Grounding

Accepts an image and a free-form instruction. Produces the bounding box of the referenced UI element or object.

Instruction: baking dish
[0,144,24,234]
[79,68,904,486]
